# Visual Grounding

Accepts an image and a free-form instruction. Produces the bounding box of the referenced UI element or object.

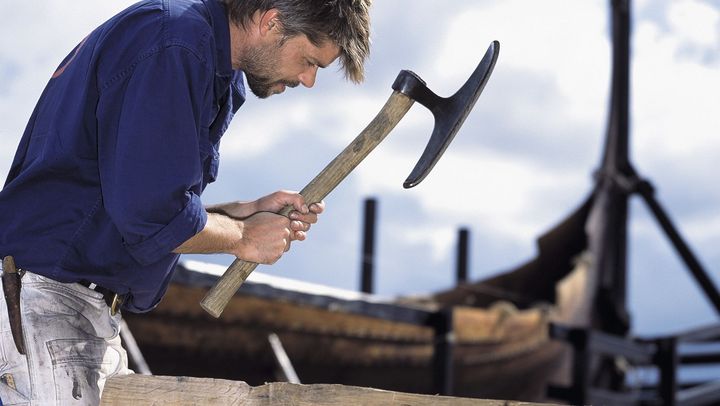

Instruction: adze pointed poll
[201,41,500,317]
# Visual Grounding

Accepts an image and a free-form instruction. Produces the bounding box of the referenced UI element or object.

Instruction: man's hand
[254,190,325,242]
[177,191,325,264]
[207,191,324,242]
[234,211,291,265]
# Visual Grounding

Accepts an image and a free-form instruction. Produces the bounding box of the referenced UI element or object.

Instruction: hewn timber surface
[101,375,556,405]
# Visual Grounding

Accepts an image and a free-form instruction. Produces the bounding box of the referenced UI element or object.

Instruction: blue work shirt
[0,0,246,312]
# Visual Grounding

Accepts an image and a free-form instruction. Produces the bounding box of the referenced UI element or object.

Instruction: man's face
[239,34,340,99]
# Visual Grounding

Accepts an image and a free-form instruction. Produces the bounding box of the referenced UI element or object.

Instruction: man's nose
[298,65,318,88]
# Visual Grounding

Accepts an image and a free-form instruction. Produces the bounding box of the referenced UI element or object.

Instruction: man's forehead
[291,34,340,67]
[311,41,341,68]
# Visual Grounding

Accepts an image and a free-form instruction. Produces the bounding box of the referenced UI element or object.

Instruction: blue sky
[0,0,718,336]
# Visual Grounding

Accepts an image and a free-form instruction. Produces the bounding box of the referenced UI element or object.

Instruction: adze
[201,41,500,317]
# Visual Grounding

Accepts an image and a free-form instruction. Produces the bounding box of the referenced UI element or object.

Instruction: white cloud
[396,224,456,263]
[633,17,720,165]
[356,140,588,242]
[222,92,386,159]
[0,1,137,177]
[667,0,720,48]
[435,0,610,125]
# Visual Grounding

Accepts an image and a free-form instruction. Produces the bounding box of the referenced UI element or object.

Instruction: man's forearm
[205,200,258,219]
[173,212,242,255]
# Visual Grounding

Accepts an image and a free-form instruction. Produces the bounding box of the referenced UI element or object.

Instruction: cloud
[667,0,720,50]
[0,0,137,176]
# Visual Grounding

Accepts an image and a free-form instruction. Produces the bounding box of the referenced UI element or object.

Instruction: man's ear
[258,8,281,37]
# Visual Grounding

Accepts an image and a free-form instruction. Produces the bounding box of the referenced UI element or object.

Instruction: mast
[591,0,720,336]
[588,0,633,335]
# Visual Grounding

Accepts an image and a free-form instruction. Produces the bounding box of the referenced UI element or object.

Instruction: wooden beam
[101,375,554,405]
[101,375,250,405]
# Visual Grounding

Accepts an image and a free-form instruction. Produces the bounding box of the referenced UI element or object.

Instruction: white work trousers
[0,269,132,405]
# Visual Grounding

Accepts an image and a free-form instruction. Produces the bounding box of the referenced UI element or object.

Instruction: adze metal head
[392,40,500,188]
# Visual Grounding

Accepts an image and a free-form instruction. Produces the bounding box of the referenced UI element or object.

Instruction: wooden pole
[456,228,470,285]
[360,198,377,294]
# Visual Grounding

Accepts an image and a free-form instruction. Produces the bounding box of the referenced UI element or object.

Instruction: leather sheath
[2,256,26,355]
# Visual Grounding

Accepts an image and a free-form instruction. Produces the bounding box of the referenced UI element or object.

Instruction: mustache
[245,72,299,89]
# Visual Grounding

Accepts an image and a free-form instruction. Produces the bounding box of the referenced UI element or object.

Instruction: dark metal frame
[549,323,720,405]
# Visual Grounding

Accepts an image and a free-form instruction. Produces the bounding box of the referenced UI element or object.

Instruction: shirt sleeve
[97,46,212,266]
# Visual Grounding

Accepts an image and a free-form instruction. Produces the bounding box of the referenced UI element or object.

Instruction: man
[0,0,371,404]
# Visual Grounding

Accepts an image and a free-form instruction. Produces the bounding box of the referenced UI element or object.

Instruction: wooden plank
[100,375,251,405]
[101,375,555,405]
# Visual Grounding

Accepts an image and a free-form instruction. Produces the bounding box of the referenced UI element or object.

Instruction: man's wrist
[212,212,245,255]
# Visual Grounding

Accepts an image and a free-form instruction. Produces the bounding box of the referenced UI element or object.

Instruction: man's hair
[221,0,371,83]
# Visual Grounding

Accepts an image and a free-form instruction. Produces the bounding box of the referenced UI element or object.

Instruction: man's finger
[285,192,309,214]
[289,211,318,224]
[309,201,325,214]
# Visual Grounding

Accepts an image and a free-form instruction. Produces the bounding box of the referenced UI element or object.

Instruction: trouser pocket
[46,338,107,405]
[1,278,31,405]
[0,330,31,405]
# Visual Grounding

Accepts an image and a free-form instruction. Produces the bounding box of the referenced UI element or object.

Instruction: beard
[240,40,299,99]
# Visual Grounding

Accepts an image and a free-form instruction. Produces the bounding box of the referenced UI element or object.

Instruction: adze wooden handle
[200,91,415,317]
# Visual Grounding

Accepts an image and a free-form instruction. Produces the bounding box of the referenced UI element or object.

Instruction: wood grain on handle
[200,91,415,317]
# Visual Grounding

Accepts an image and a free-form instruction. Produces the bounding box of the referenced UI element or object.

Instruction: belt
[79,280,124,315]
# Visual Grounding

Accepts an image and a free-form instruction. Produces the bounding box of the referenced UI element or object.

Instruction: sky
[0,0,718,337]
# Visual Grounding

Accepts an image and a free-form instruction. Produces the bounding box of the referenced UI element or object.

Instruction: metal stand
[549,323,720,405]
